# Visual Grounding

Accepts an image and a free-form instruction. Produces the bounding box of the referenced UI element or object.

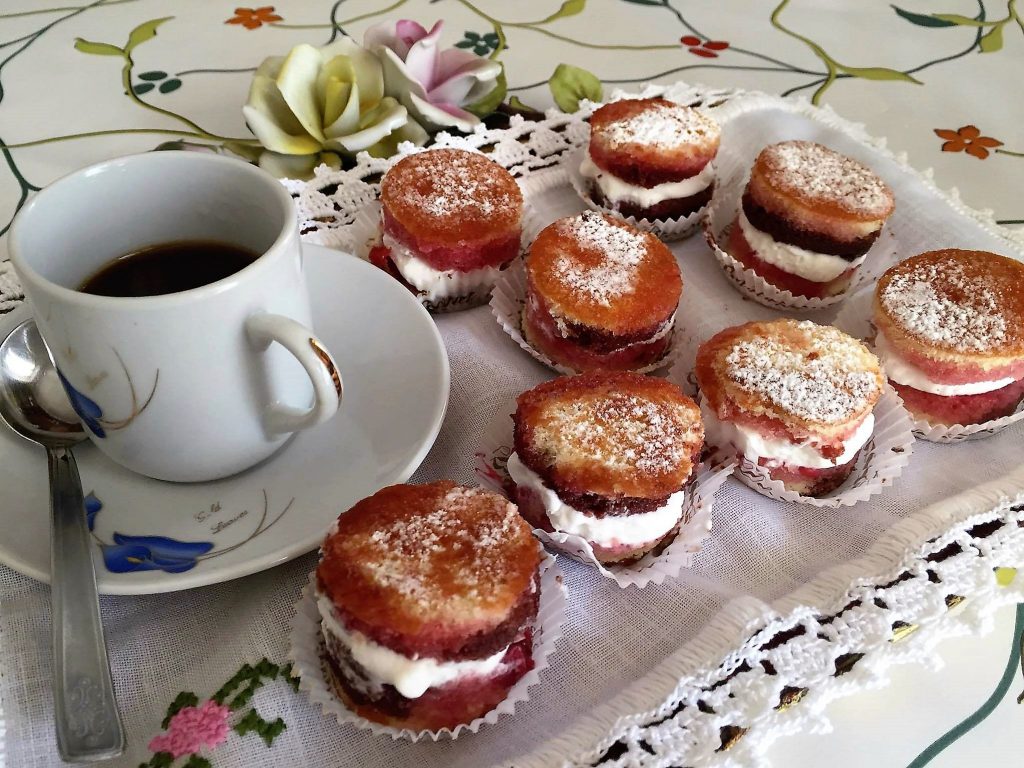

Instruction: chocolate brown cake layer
[742,192,880,259]
[590,183,713,222]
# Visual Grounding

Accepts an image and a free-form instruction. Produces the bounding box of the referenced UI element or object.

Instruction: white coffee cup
[8,151,342,482]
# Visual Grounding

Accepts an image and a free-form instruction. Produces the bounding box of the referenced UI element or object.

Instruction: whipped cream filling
[580,154,714,208]
[700,400,873,469]
[317,592,509,699]
[382,233,504,301]
[736,210,865,283]
[506,452,684,548]
[874,330,1017,396]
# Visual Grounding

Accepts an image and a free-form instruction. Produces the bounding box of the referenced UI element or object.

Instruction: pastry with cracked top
[581,97,720,222]
[872,249,1024,426]
[506,371,704,565]
[369,148,523,312]
[315,481,541,731]
[696,319,884,496]
[725,141,894,299]
[523,211,682,373]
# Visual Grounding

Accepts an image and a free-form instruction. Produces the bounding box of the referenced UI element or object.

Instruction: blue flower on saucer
[85,492,102,531]
[56,370,105,438]
[101,534,214,574]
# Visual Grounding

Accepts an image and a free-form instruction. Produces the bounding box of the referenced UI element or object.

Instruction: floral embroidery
[140,659,299,768]
[225,7,282,30]
[934,125,1004,159]
[680,35,730,58]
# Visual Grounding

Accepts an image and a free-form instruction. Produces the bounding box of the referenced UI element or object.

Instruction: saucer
[0,244,449,594]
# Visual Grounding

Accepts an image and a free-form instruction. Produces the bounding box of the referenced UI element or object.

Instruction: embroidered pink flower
[148,700,230,758]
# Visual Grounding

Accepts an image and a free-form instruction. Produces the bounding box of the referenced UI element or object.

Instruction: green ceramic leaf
[124,17,173,54]
[509,95,539,112]
[132,82,155,95]
[549,63,602,112]
[836,65,921,83]
[932,13,988,26]
[73,39,124,57]
[890,5,957,27]
[540,0,586,23]
[466,66,507,118]
[159,78,182,93]
[979,22,1004,52]
[138,70,167,81]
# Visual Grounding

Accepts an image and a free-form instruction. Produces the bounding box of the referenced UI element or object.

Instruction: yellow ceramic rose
[243,37,428,178]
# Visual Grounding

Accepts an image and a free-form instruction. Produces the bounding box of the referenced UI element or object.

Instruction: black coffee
[78,240,259,297]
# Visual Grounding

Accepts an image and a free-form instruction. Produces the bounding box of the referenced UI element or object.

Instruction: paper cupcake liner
[474,406,734,588]
[563,148,706,241]
[289,550,566,741]
[489,257,680,376]
[702,162,896,313]
[835,287,1024,443]
[670,330,914,507]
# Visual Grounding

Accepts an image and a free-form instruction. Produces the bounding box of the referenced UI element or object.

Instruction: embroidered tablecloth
[0,2,1022,767]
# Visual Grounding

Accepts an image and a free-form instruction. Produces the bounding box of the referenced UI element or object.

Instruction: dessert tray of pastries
[282,82,1024,766]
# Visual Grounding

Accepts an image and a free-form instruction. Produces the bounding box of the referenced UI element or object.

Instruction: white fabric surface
[1,86,1023,767]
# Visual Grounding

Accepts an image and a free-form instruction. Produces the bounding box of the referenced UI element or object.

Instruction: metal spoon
[0,319,125,762]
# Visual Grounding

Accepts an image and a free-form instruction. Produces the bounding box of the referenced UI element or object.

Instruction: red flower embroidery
[934,125,1003,160]
[225,6,282,29]
[680,36,730,58]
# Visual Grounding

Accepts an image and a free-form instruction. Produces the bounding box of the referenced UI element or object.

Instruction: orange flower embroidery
[934,125,1004,160]
[225,6,282,29]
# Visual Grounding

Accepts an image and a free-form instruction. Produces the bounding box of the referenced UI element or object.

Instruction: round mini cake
[506,371,703,564]
[726,141,895,299]
[523,211,682,372]
[370,148,523,312]
[872,249,1024,426]
[696,319,884,496]
[582,97,720,221]
[315,481,541,731]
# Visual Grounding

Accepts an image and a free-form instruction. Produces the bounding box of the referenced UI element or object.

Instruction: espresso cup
[8,151,342,482]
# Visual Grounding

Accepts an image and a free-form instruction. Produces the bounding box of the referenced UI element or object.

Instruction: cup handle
[245,313,342,435]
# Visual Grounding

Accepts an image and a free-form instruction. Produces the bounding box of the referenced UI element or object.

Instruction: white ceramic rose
[243,37,428,178]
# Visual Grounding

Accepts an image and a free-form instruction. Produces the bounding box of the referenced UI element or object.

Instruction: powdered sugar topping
[881,260,1007,352]
[725,321,881,423]
[761,141,892,217]
[602,101,718,149]
[551,212,651,306]
[384,149,518,221]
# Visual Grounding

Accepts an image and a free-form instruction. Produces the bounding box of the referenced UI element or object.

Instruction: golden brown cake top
[317,482,539,637]
[697,319,883,431]
[751,141,894,222]
[526,212,682,334]
[380,148,523,241]
[875,249,1024,357]
[590,98,720,154]
[514,372,703,499]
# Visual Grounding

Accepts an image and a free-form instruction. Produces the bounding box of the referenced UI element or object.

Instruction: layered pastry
[726,141,895,299]
[523,211,682,372]
[370,148,523,312]
[506,371,703,564]
[315,481,541,731]
[581,97,719,221]
[872,249,1024,426]
[696,319,883,496]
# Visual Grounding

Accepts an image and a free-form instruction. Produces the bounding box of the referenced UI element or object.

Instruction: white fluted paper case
[288,551,566,742]
[475,406,734,588]
[835,287,1024,443]
[563,148,706,241]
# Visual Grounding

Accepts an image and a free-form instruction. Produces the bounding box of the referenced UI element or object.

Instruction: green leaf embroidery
[138,70,167,81]
[234,708,287,746]
[548,63,602,113]
[466,66,507,118]
[162,691,199,729]
[132,82,155,95]
[890,5,957,27]
[835,65,922,83]
[73,39,124,57]
[159,79,182,94]
[979,22,1004,52]
[932,13,989,26]
[540,0,587,23]
[124,17,173,54]
[182,757,212,768]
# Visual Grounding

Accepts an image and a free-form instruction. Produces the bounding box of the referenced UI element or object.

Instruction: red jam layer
[891,378,1024,426]
[382,209,520,272]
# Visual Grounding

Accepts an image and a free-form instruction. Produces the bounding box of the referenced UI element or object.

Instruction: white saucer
[0,244,449,594]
